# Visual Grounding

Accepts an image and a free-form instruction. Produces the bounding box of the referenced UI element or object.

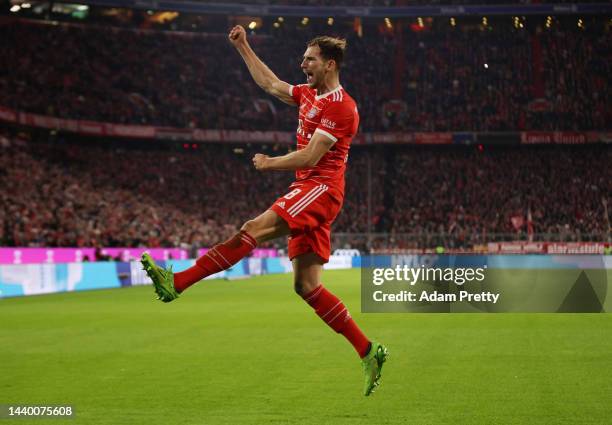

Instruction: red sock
[302,285,371,358]
[174,231,257,293]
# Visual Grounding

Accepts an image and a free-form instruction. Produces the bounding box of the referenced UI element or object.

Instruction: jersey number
[283,188,302,199]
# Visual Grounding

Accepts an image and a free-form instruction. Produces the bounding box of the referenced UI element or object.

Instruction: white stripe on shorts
[286,184,328,217]
[286,185,324,216]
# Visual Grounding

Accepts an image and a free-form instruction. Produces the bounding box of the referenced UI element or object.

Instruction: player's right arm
[229,25,296,106]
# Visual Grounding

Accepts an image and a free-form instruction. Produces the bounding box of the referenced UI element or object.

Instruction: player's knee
[294,279,318,297]
[240,220,257,235]
[294,280,305,296]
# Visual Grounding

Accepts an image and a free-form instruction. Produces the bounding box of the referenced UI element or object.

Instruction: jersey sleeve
[289,84,306,105]
[314,101,358,143]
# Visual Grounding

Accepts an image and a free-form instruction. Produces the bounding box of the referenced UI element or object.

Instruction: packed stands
[1,133,609,250]
[0,17,609,132]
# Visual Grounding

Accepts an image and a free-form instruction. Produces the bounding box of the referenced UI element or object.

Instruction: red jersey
[289,84,359,194]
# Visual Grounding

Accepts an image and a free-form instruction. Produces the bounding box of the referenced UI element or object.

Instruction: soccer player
[141,25,388,396]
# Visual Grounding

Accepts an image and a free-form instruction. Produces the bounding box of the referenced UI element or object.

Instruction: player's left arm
[252,132,335,171]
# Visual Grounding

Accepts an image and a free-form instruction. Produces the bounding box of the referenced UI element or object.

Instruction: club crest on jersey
[306,107,318,119]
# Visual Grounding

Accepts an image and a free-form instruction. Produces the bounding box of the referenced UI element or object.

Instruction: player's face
[301,46,330,89]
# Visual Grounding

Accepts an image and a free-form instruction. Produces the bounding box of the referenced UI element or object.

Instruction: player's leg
[240,209,291,243]
[294,252,371,357]
[142,209,289,301]
[174,209,290,289]
[293,251,388,396]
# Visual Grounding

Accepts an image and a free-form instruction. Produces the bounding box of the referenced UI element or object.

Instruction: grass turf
[1,269,611,424]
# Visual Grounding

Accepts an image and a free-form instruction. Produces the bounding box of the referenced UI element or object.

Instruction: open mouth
[305,72,314,84]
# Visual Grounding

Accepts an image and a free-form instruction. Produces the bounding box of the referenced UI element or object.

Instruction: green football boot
[140,252,179,303]
[362,341,389,396]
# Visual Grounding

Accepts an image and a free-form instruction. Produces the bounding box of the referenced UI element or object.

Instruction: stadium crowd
[1,133,609,251]
[0,17,609,132]
[0,134,292,251]
[388,146,610,249]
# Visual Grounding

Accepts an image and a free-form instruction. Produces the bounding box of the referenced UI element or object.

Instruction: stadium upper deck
[0,15,609,132]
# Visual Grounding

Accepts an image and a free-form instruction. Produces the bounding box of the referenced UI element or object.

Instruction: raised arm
[229,25,296,106]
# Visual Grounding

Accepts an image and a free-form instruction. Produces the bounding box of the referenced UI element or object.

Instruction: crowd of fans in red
[1,133,609,251]
[0,17,609,133]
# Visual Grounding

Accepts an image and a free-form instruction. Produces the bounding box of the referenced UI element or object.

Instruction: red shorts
[270,181,343,263]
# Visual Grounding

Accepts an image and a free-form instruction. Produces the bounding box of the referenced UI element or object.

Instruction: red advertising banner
[109,124,156,138]
[546,243,609,255]
[0,104,609,146]
[414,132,453,145]
[521,131,590,145]
[78,120,106,136]
[190,129,294,144]
[487,242,610,254]
[370,133,414,144]
[156,128,194,141]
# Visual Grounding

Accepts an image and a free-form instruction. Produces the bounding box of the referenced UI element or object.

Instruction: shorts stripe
[287,185,328,217]
[286,185,324,216]
[292,185,328,217]
[289,185,327,217]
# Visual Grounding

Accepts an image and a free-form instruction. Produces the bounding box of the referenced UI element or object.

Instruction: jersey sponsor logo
[321,118,336,129]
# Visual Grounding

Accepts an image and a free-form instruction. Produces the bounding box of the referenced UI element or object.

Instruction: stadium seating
[1,133,609,250]
[0,17,609,132]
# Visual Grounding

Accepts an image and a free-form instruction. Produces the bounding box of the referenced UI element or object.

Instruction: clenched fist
[252,153,269,171]
[228,25,247,46]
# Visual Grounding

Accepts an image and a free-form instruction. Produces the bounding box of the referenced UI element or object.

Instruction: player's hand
[228,25,247,47]
[252,153,269,171]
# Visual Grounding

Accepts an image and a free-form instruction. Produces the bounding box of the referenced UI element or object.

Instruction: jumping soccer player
[141,25,388,396]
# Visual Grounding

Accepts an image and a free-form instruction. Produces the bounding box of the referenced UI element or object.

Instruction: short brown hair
[307,36,347,70]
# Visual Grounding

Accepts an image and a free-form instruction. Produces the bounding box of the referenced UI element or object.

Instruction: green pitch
[1,269,611,425]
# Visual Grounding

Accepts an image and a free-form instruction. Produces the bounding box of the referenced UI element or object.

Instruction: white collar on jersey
[315,85,343,101]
